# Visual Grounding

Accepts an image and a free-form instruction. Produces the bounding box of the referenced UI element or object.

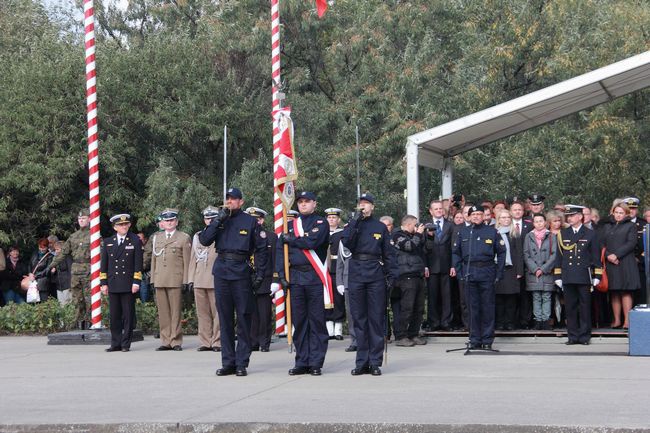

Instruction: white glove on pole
[555,280,563,289]
[592,278,600,287]
[336,285,345,296]
[270,283,281,296]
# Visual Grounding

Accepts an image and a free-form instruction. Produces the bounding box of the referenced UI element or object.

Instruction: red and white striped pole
[271,0,286,335]
[84,0,102,329]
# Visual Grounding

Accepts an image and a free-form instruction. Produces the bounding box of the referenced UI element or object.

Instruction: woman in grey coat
[523,213,558,330]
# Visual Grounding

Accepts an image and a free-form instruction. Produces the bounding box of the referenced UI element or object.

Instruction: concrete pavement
[0,334,648,432]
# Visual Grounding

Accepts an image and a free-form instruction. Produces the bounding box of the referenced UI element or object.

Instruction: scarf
[533,228,547,249]
[497,226,512,266]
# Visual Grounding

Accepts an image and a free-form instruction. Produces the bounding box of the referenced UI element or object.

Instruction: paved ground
[0,334,649,432]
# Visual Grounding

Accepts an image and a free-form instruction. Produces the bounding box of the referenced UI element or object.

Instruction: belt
[218,252,249,262]
[465,261,494,268]
[352,254,380,261]
[291,264,313,272]
[73,260,89,265]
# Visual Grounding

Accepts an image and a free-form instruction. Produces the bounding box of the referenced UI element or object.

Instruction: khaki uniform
[188,232,220,349]
[51,227,91,324]
[150,230,191,347]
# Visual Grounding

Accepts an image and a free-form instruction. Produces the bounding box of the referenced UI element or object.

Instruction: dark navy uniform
[100,221,143,351]
[553,223,602,344]
[276,211,330,370]
[199,203,268,372]
[246,207,276,352]
[342,205,398,371]
[452,221,506,347]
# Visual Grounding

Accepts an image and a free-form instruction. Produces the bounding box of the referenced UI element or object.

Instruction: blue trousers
[291,283,329,368]
[465,278,496,345]
[214,277,254,368]
[349,279,387,368]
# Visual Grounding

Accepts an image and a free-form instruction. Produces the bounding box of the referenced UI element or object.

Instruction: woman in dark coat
[603,202,640,329]
[29,238,53,302]
[495,209,525,330]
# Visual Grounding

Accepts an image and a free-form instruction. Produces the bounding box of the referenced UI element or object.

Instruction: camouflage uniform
[51,223,91,326]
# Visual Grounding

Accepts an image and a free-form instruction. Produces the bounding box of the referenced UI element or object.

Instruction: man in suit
[554,205,602,345]
[149,208,191,351]
[510,200,533,329]
[100,214,143,352]
[424,200,455,331]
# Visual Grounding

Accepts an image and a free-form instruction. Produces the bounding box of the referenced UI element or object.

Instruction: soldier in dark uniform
[100,214,143,352]
[272,191,330,376]
[342,193,398,376]
[199,187,268,377]
[246,206,276,352]
[452,205,506,350]
[622,197,647,305]
[325,207,345,340]
[553,205,603,345]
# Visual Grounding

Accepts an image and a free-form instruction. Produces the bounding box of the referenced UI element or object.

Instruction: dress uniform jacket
[188,232,221,349]
[150,231,191,288]
[100,232,143,292]
[553,226,602,284]
[188,233,218,289]
[326,228,346,322]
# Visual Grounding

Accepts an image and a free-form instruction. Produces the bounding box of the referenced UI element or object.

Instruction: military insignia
[107,244,114,247]
[312,227,320,233]
[125,245,134,249]
[317,220,324,224]
[239,229,248,235]
[499,240,505,246]
[260,231,267,239]
[485,239,493,244]
[373,233,382,240]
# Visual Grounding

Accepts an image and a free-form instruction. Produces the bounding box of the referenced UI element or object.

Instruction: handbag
[26,280,41,303]
[595,248,608,293]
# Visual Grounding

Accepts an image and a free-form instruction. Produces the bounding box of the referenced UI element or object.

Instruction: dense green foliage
[0,297,198,335]
[0,0,649,248]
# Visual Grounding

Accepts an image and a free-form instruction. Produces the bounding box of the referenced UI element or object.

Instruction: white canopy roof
[407,50,650,168]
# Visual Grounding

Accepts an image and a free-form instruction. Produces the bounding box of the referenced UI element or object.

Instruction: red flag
[273,107,297,210]
[316,0,328,18]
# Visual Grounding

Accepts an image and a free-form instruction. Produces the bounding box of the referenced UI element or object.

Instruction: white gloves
[592,279,600,287]
[555,280,563,289]
[337,285,345,296]
[270,283,281,296]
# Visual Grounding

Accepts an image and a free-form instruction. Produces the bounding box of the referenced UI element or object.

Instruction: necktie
[118,237,123,246]
[166,233,171,240]
[515,222,520,236]
[435,220,442,236]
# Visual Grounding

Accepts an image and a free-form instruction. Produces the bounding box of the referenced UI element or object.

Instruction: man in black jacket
[392,215,428,347]
[424,200,454,331]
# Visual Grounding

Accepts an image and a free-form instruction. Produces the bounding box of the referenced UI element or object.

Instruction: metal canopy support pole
[441,157,454,200]
[406,140,419,217]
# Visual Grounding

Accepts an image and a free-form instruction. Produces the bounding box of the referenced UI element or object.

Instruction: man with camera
[391,215,428,347]
[199,188,269,376]
[452,205,506,350]
[342,193,399,376]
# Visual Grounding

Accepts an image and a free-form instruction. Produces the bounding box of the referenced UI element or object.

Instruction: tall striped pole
[85,0,102,329]
[271,0,287,336]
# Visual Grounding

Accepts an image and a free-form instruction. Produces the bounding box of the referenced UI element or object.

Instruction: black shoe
[328,335,335,340]
[345,345,357,352]
[251,346,260,351]
[565,340,578,345]
[288,366,310,376]
[212,347,221,352]
[310,367,322,376]
[154,333,160,339]
[370,366,382,376]
[197,346,212,352]
[580,340,590,345]
[440,326,453,332]
[334,335,344,341]
[172,345,182,351]
[481,344,492,350]
[351,366,370,376]
[156,345,172,351]
[216,367,236,376]
[236,367,247,376]
[504,324,515,331]
[468,343,481,350]
[534,321,542,330]
[121,348,130,352]
[260,347,270,352]
[105,347,121,352]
